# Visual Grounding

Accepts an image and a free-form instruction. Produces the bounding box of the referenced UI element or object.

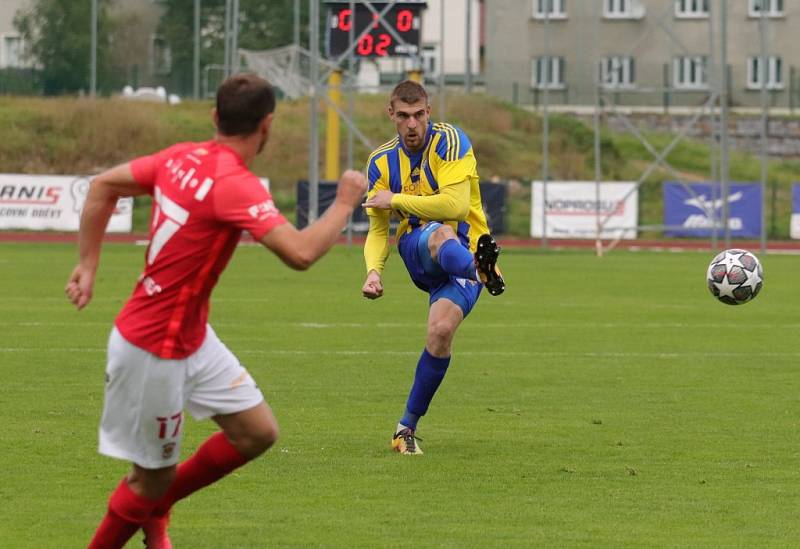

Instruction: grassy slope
[0,95,798,236]
[1,242,798,547]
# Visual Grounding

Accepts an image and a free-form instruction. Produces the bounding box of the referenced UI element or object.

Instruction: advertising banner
[530,181,638,239]
[0,174,132,232]
[663,182,761,238]
[791,184,800,239]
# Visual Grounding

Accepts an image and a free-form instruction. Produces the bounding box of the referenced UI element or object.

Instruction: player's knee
[235,419,279,458]
[428,225,457,256]
[128,464,177,500]
[427,319,456,349]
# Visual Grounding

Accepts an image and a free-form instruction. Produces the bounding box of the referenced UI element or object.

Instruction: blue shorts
[397,222,482,317]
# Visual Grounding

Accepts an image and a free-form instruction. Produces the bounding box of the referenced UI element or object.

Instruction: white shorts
[98,325,264,469]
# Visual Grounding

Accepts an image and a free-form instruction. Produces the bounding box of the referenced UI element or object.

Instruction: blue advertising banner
[663,182,762,238]
[791,183,800,239]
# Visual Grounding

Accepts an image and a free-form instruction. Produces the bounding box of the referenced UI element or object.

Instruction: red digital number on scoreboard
[329,5,420,58]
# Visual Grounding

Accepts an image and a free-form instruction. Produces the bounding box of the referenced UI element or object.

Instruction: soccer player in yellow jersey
[361,80,505,455]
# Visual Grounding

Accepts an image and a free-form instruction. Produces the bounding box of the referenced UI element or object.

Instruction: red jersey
[115,140,287,359]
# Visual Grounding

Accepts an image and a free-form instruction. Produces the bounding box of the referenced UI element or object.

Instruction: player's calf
[142,513,172,549]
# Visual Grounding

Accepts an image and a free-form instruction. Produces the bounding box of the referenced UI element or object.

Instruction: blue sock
[400,349,451,430]
[437,239,477,280]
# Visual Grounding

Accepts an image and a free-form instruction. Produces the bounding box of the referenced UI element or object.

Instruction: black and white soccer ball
[706,248,763,305]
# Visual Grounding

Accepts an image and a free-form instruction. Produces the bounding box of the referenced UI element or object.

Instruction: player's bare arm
[65,163,148,310]
[261,169,366,270]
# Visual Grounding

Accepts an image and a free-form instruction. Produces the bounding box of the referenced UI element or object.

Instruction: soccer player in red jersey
[65,73,366,548]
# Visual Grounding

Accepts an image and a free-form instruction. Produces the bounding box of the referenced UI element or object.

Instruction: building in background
[0,0,31,70]
[485,0,800,108]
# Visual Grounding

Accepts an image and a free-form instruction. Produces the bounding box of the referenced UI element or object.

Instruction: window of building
[749,0,784,17]
[603,0,645,19]
[151,35,172,75]
[747,56,783,89]
[673,56,707,89]
[532,0,567,20]
[675,0,709,18]
[599,56,635,88]
[532,56,565,89]
[2,35,23,68]
[422,45,439,78]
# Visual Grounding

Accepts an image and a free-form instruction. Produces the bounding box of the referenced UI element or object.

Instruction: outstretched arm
[362,179,470,221]
[260,170,366,270]
[66,163,148,309]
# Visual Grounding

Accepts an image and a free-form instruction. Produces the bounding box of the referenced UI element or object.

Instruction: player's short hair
[390,80,428,107]
[216,73,276,137]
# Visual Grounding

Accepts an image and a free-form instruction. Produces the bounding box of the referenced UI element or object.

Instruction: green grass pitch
[1,242,798,547]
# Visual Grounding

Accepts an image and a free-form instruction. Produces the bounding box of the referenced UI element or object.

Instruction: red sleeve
[129,144,185,192]
[214,175,288,240]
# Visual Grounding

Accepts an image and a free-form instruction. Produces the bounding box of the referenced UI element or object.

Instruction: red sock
[152,431,248,517]
[88,478,159,549]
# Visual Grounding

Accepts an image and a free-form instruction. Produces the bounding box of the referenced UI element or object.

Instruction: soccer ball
[706,248,763,305]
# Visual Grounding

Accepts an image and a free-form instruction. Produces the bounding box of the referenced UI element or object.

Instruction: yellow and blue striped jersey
[364,121,489,254]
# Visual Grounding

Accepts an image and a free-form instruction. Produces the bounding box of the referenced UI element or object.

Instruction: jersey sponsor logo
[142,276,163,296]
[248,199,279,222]
[164,157,215,200]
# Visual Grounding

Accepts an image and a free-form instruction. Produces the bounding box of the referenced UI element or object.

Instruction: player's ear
[261,113,274,138]
[212,108,220,131]
[387,103,394,119]
[264,112,274,129]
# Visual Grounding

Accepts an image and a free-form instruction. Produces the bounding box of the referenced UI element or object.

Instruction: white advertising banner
[531,181,638,239]
[0,174,132,232]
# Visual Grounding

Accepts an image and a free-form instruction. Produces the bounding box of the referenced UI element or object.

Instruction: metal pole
[325,70,342,180]
[759,6,768,252]
[541,5,550,249]
[294,0,300,48]
[438,0,445,118]
[193,0,200,99]
[346,0,355,246]
[231,0,240,73]
[309,0,320,223]
[224,0,231,77]
[348,0,355,169]
[593,1,602,256]
[720,0,731,249]
[90,0,97,97]
[708,0,718,251]
[465,0,472,93]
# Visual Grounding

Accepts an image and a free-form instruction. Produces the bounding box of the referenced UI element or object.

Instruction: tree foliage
[157,0,311,95]
[14,0,116,95]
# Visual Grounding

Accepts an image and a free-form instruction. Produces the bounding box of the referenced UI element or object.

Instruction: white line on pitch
[4,321,800,330]
[1,348,799,359]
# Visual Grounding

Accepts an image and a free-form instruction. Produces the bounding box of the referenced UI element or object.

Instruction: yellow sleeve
[436,147,477,188]
[389,179,470,221]
[365,155,389,218]
[364,210,390,274]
